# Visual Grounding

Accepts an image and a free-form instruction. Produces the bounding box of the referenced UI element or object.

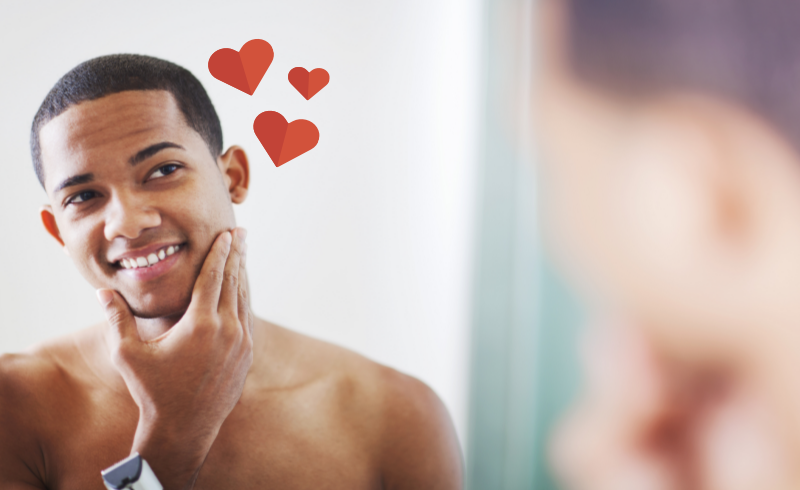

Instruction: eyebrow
[129,141,185,166]
[52,141,186,194]
[54,173,94,193]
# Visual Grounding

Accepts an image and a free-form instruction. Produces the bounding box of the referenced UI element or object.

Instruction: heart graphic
[288,68,330,100]
[253,111,320,167]
[208,39,274,95]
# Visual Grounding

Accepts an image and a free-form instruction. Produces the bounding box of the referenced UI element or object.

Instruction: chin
[130,302,190,320]
[127,289,193,320]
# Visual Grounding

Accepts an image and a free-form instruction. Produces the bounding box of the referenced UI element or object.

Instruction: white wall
[0,0,479,445]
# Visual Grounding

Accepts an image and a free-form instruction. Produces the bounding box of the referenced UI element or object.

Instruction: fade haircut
[564,0,800,152]
[30,54,223,189]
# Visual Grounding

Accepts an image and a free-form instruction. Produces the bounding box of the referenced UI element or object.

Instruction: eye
[67,190,99,205]
[148,163,181,181]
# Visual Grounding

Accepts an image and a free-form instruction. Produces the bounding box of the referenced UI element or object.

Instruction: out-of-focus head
[534,0,800,364]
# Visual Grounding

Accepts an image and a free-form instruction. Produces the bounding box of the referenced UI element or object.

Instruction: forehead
[38,90,196,191]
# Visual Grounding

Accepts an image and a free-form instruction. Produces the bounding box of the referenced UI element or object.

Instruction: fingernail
[96,289,114,306]
[222,231,233,244]
[236,228,248,241]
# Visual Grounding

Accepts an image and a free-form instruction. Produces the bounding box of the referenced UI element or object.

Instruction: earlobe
[218,146,250,204]
[40,205,67,251]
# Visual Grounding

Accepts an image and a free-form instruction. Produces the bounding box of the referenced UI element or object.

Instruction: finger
[96,289,139,350]
[219,227,246,316]
[238,241,252,338]
[189,231,232,314]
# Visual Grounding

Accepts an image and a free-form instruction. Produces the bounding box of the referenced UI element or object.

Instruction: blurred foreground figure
[534,0,800,488]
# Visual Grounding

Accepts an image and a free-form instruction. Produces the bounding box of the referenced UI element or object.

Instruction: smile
[118,244,181,269]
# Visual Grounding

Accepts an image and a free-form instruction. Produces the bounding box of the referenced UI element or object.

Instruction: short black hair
[564,0,800,152]
[31,54,223,189]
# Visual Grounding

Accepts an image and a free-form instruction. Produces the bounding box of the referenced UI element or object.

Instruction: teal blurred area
[465,0,584,488]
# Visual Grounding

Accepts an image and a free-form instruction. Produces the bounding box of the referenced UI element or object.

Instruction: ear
[40,205,69,255]
[217,145,250,204]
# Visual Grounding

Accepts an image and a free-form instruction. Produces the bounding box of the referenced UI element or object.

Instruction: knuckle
[223,316,242,336]
[107,309,128,327]
[207,269,224,285]
[224,271,239,288]
[206,315,223,330]
[243,335,254,354]
[194,314,220,332]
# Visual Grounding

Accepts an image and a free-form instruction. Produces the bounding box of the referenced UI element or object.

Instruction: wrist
[102,453,162,490]
[131,416,217,490]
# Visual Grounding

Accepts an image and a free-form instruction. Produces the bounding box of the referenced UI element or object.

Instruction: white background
[0,0,480,446]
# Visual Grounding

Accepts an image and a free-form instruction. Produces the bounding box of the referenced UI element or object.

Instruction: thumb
[96,289,139,347]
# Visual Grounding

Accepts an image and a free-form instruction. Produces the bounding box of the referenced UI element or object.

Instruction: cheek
[172,171,236,250]
[62,220,110,287]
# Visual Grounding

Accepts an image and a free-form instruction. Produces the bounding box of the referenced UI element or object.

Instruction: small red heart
[253,111,320,167]
[288,68,330,100]
[209,39,274,95]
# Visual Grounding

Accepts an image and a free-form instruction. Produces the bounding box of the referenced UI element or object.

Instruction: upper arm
[0,354,49,490]
[376,371,463,490]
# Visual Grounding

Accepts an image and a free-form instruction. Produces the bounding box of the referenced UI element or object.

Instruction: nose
[103,190,162,241]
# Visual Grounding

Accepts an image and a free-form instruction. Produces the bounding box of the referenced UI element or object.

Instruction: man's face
[38,90,236,319]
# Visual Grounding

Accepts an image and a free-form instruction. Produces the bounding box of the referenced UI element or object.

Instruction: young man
[534,0,800,488]
[0,55,462,490]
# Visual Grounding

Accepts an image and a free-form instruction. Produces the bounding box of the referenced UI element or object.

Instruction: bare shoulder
[259,321,463,489]
[0,326,100,423]
[0,348,61,416]
[366,364,464,489]
[0,347,67,489]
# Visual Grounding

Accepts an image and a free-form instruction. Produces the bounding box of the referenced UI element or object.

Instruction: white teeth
[120,245,180,270]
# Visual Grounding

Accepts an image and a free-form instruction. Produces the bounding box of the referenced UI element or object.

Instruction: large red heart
[208,39,274,95]
[288,67,330,100]
[253,111,319,167]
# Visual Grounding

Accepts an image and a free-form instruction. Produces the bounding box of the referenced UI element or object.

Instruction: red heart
[288,67,330,100]
[208,39,274,95]
[253,111,319,167]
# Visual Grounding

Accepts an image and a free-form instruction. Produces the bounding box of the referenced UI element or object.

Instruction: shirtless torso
[0,317,461,489]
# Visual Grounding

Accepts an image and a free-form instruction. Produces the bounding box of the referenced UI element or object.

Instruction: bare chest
[39,388,380,490]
